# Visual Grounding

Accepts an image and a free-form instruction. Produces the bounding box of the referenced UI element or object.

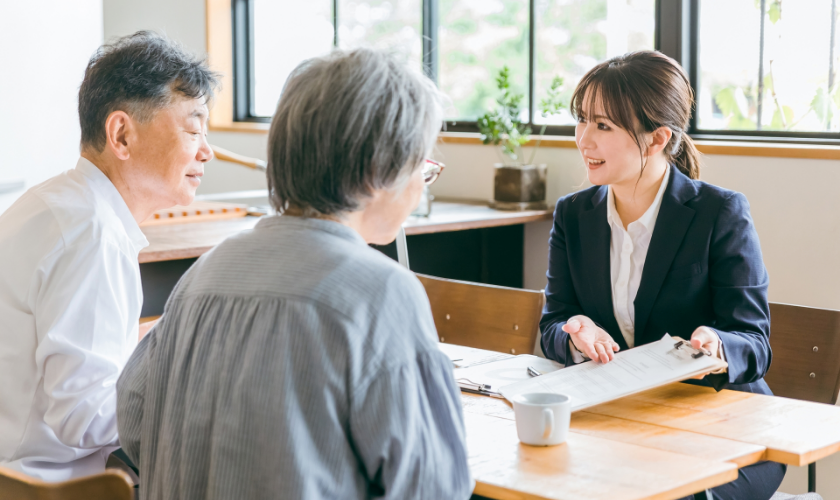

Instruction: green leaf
[811,87,828,123]
[768,1,781,23]
[770,105,794,129]
[832,85,840,109]
[481,66,530,162]
[714,87,741,119]
[539,76,566,117]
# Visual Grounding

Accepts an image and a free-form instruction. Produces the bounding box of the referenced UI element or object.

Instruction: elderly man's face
[128,97,212,208]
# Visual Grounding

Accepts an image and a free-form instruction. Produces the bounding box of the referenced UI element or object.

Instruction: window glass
[438,0,530,121]
[533,0,655,125]
[253,0,334,117]
[696,0,837,132]
[337,0,423,70]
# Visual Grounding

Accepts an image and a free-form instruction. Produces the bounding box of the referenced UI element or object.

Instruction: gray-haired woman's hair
[267,48,444,216]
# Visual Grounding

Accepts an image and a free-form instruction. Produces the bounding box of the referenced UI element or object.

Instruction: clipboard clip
[671,338,711,359]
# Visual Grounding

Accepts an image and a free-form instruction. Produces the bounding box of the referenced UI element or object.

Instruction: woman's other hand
[690,326,721,358]
[563,315,620,363]
[689,326,722,379]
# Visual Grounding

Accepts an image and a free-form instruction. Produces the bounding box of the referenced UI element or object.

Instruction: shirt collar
[75,157,149,252]
[606,164,671,233]
[256,214,369,247]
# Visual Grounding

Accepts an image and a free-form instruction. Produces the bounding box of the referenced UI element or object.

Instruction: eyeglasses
[422,159,445,185]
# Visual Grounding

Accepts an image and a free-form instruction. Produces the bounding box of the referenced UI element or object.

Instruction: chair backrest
[416,274,545,355]
[0,467,134,500]
[765,303,840,405]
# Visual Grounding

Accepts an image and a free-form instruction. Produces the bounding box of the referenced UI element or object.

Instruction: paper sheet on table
[437,342,514,368]
[454,355,563,392]
[499,334,727,412]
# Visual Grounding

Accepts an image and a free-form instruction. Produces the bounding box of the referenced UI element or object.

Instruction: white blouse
[569,166,725,368]
[0,158,148,481]
[606,166,671,348]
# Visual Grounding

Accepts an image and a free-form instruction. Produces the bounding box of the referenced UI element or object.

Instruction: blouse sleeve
[348,349,473,500]
[115,332,151,465]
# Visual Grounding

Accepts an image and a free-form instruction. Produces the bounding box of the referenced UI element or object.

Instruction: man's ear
[645,126,673,157]
[103,110,134,161]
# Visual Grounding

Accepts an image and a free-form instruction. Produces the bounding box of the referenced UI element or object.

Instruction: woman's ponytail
[671,133,701,180]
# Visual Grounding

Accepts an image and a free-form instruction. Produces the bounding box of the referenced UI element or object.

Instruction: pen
[459,386,504,398]
[527,366,543,377]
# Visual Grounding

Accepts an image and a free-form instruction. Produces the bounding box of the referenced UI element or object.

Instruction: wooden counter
[139,200,552,264]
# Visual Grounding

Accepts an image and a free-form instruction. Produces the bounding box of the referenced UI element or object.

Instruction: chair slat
[416,274,545,355]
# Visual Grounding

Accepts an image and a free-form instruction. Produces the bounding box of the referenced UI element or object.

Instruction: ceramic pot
[490,163,547,210]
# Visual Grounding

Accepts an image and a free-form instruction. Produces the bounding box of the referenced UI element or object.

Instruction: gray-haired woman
[116,49,472,500]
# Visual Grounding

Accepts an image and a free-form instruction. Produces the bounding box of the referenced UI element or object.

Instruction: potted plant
[477,67,566,210]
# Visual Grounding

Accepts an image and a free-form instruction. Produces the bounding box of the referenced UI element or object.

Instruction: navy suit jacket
[539,165,773,394]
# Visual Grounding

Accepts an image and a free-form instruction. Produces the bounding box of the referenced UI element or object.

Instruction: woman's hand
[689,326,722,379]
[563,315,620,364]
[690,326,721,358]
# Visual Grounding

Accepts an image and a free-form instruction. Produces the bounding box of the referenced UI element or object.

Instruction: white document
[437,342,514,368]
[454,354,563,392]
[499,335,727,412]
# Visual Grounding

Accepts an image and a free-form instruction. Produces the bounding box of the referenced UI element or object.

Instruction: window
[250,0,334,117]
[438,0,530,121]
[694,0,840,140]
[233,0,840,143]
[533,0,655,126]
[337,0,423,69]
[234,0,423,121]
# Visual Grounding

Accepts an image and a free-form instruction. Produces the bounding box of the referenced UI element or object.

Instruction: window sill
[207,124,840,161]
[209,121,270,134]
[437,132,840,161]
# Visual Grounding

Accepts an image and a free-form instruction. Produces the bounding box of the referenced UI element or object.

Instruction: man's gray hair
[79,31,219,152]
[267,48,444,216]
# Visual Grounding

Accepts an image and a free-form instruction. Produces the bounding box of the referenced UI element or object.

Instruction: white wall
[0,1,103,214]
[101,0,840,494]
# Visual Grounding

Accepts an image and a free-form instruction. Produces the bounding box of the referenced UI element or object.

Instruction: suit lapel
[633,166,698,344]
[578,187,628,351]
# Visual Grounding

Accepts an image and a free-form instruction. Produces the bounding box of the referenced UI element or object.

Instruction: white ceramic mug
[512,392,571,446]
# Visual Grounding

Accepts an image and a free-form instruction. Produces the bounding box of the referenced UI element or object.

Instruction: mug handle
[542,408,554,439]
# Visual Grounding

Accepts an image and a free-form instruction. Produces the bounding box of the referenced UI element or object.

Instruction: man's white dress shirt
[0,157,147,481]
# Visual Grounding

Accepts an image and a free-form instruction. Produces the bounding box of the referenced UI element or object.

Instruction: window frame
[231,0,840,145]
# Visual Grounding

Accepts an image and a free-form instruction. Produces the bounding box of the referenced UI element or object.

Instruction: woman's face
[358,163,425,245]
[574,92,646,188]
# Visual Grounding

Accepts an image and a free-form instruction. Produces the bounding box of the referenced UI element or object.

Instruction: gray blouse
[116,216,472,500]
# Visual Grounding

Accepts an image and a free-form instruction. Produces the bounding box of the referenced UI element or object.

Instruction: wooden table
[462,382,840,500]
[137,200,553,317]
[139,200,552,264]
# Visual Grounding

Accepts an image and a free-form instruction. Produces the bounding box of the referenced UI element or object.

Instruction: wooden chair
[0,466,134,500]
[765,302,840,495]
[416,274,545,355]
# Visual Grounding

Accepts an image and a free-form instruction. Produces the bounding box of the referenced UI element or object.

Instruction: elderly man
[117,48,471,499]
[0,31,217,480]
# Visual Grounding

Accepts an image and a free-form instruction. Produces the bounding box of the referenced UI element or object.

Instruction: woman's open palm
[563,315,620,363]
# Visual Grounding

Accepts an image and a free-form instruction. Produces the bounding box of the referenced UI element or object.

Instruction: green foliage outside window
[477,67,566,165]
[710,0,840,132]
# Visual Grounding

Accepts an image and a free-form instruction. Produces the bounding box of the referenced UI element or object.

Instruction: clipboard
[499,334,727,412]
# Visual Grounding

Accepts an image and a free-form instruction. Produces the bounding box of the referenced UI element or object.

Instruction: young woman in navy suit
[539,51,785,499]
